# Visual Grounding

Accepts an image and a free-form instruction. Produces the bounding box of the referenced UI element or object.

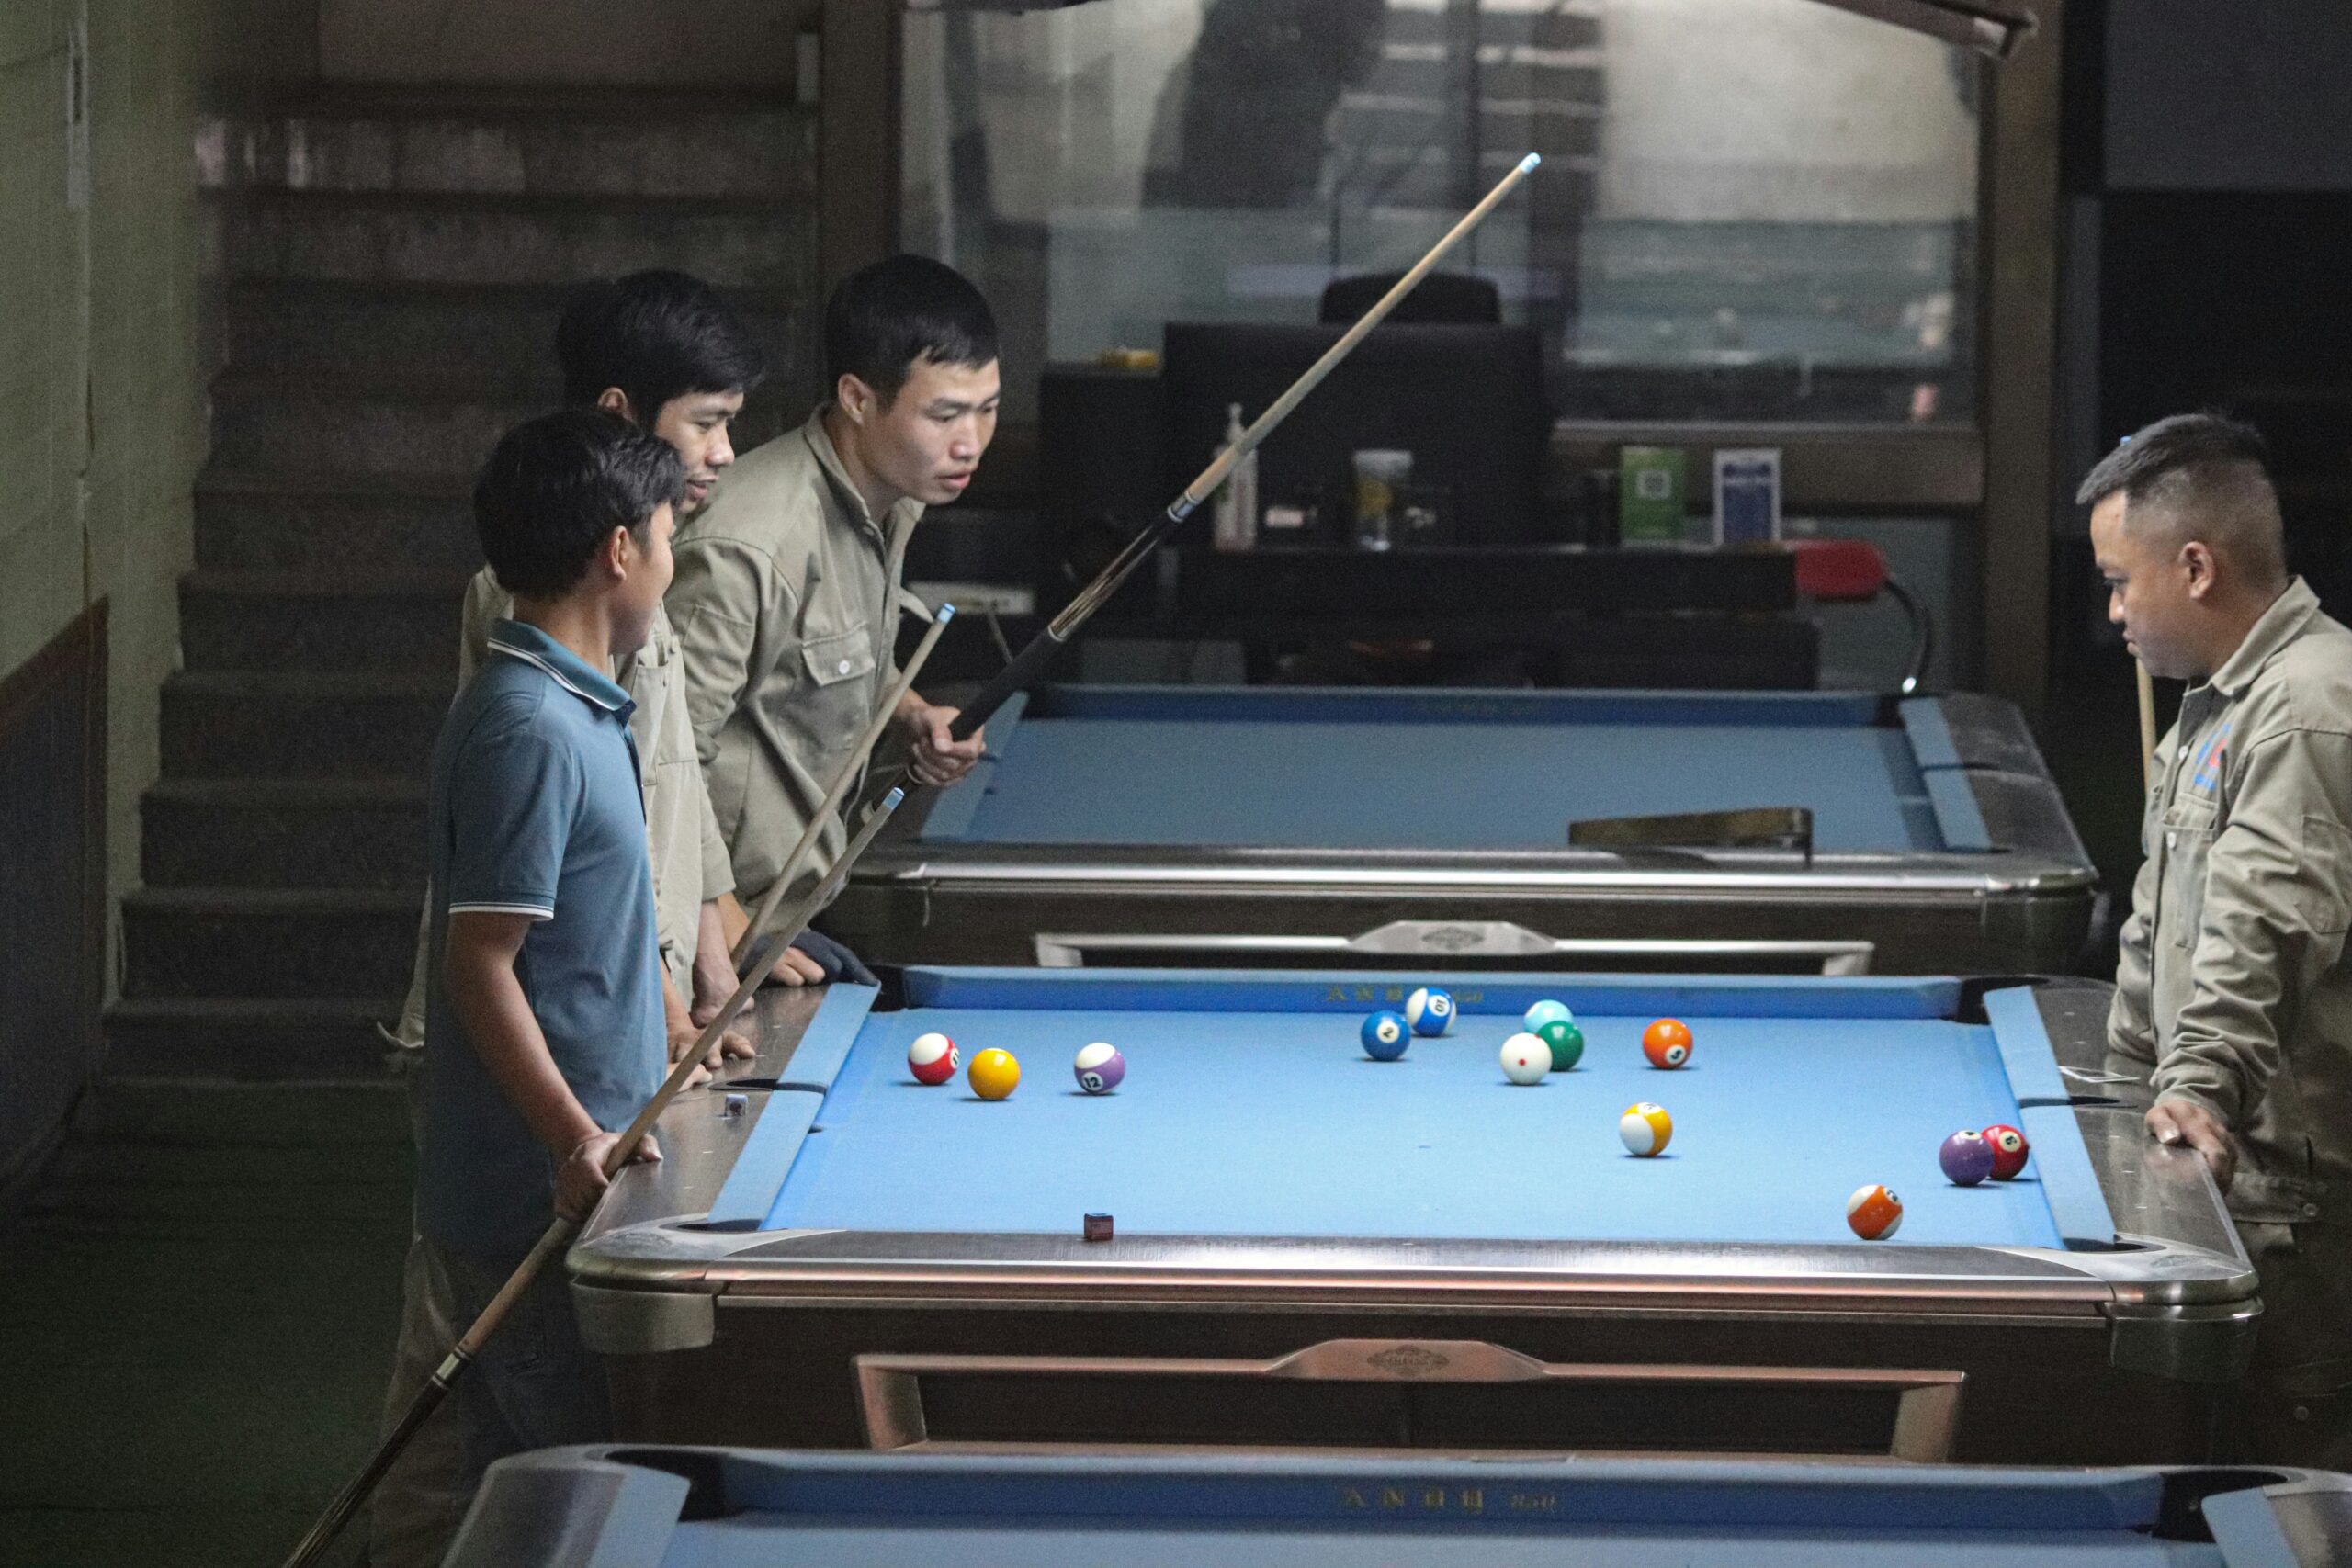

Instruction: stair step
[212,86,814,203]
[229,189,815,290]
[142,778,427,890]
[179,569,468,676]
[102,998,407,1082]
[120,887,421,1001]
[208,367,797,482]
[195,469,479,573]
[223,278,810,388]
[161,669,447,779]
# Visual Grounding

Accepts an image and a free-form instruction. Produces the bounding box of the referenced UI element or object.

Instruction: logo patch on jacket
[2189,721,2232,795]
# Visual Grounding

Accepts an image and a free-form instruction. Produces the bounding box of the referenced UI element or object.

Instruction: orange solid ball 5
[1643,1018,1693,1069]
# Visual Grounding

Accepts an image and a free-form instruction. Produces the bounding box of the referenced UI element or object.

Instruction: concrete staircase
[107,85,818,1079]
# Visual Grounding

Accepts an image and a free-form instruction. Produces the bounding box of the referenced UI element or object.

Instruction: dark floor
[0,667,2166,1568]
[0,1082,407,1568]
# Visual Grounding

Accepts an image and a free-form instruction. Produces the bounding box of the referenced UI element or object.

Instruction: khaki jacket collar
[802,406,922,550]
[2205,577,2324,699]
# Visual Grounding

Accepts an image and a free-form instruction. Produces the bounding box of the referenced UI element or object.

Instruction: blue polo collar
[484,619,635,719]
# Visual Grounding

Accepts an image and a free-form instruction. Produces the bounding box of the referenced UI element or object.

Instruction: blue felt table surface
[762,1007,2066,1248]
[940,713,1942,853]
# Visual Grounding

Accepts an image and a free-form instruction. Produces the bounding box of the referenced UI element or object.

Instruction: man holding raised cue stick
[282,151,1540,1568]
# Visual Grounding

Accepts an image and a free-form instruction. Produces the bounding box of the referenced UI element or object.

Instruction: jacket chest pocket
[796,622,878,751]
[2160,795,2221,951]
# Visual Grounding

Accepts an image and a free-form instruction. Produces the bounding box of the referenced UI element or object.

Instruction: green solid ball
[1537,1019,1585,1072]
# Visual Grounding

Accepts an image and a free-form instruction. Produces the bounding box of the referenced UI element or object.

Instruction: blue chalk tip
[1519,152,1542,172]
[936,603,958,624]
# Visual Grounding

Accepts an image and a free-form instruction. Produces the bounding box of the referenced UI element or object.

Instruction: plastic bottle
[1213,402,1259,552]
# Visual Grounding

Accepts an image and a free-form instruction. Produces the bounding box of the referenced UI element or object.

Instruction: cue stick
[2136,658,2158,795]
[729,605,956,967]
[944,151,1543,743]
[285,162,1539,1562]
[281,626,951,1568]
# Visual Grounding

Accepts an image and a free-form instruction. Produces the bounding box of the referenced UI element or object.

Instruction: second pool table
[827,686,2097,975]
[448,1448,2352,1568]
[570,968,2255,1466]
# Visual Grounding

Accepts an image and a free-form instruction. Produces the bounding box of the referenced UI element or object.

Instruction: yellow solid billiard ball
[967,1048,1021,1100]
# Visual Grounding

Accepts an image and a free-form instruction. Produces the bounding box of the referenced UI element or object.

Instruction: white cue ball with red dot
[907,1032,959,1086]
[1498,1033,1550,1085]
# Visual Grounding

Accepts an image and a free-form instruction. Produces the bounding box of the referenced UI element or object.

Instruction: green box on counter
[1618,446,1689,546]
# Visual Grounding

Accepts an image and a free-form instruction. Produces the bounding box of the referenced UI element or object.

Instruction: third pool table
[827,686,2096,975]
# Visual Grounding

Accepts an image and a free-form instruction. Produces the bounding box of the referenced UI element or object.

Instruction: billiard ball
[1535,1018,1584,1071]
[1498,1033,1550,1085]
[1847,1183,1904,1239]
[1362,1011,1411,1062]
[1619,1101,1673,1156]
[1983,1123,2030,1179]
[1939,1129,1995,1186]
[1405,987,1455,1037]
[967,1048,1021,1100]
[1073,1042,1125,1094]
[907,1032,959,1086]
[1523,998,1573,1033]
[1643,1018,1693,1069]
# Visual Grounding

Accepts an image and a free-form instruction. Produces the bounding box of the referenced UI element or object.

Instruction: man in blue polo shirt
[378,409,682,1566]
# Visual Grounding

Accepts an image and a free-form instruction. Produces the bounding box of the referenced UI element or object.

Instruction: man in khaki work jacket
[2088,412,2352,1467]
[669,254,997,981]
[391,270,763,1058]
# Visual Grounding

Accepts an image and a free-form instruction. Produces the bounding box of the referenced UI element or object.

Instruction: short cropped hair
[474,411,686,599]
[2075,413,2287,582]
[556,269,765,419]
[823,254,998,406]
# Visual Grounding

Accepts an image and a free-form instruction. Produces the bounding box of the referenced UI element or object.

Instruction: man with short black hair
[377,411,684,1565]
[670,254,1001,979]
[2087,412,2352,1466]
[394,269,763,1057]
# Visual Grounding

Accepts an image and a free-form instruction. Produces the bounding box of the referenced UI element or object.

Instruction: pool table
[569,968,2256,1466]
[447,1449,2352,1568]
[826,686,2097,976]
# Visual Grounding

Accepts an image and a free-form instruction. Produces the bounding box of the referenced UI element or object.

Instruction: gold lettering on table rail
[1327,986,1352,1003]
[1337,1486,1489,1514]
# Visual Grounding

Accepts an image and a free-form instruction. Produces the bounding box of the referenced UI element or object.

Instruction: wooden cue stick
[282,615,952,1568]
[944,152,1544,744]
[287,162,1542,1562]
[729,606,956,967]
[2137,659,2158,795]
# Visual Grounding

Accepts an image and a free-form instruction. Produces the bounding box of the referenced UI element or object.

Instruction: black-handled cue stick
[945,152,1543,744]
[282,151,1537,1566]
[277,614,954,1568]
[730,607,956,967]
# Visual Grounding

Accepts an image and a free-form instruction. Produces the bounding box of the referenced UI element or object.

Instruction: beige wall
[0,0,309,992]
[319,0,815,85]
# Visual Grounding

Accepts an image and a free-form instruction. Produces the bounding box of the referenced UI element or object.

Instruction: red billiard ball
[907,1032,959,1086]
[1983,1123,2030,1179]
[1643,1018,1693,1069]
